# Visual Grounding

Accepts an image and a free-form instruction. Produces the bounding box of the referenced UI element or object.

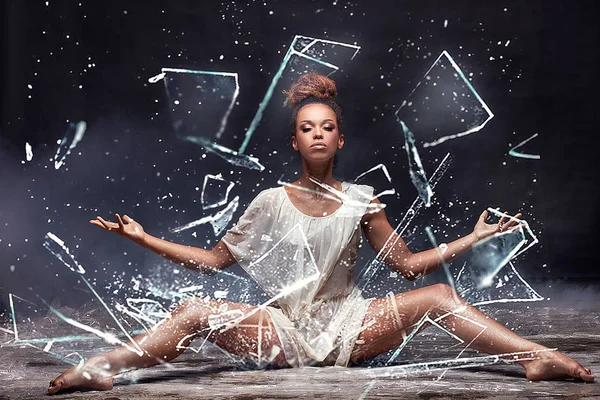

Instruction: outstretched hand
[473,210,523,241]
[90,214,146,244]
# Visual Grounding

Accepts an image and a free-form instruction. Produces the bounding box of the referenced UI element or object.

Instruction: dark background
[1,0,599,316]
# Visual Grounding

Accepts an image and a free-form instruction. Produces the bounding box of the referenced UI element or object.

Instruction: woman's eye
[324,126,334,131]
[301,128,311,133]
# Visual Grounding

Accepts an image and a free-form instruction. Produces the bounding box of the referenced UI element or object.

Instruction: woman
[48,73,593,394]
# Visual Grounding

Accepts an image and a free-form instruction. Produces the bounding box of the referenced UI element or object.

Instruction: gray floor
[0,300,598,399]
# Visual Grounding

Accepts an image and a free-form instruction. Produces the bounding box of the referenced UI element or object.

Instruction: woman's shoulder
[247,186,284,208]
[343,182,375,199]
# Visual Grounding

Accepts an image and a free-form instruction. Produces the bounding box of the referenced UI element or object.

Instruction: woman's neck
[295,159,340,194]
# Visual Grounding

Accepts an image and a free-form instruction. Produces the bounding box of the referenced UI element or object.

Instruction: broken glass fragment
[367,349,553,378]
[509,133,540,160]
[184,136,264,171]
[157,68,265,170]
[201,173,235,210]
[424,226,456,291]
[53,121,86,169]
[400,120,433,207]
[468,228,527,289]
[171,196,239,236]
[485,207,538,259]
[43,232,86,274]
[161,68,239,141]
[25,142,33,161]
[353,164,396,200]
[456,261,543,306]
[395,51,494,147]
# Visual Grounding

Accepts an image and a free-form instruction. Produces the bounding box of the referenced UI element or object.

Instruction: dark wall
[1,0,599,312]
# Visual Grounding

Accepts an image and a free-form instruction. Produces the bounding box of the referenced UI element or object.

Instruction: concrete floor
[0,300,598,399]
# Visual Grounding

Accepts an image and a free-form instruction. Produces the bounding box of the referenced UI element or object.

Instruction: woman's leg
[350,283,594,381]
[48,297,287,394]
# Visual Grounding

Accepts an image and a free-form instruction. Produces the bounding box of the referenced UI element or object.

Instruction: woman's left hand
[472,210,523,241]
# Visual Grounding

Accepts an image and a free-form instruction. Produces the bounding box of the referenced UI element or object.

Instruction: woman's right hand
[90,213,146,244]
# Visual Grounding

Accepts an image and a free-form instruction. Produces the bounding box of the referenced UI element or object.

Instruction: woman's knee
[170,297,216,328]
[431,283,463,312]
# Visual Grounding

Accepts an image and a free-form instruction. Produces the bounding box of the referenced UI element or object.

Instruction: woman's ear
[291,135,299,151]
[337,133,345,149]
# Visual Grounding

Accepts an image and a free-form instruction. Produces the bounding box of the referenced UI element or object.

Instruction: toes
[47,379,63,394]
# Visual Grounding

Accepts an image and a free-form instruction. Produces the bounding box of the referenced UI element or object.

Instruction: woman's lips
[310,142,327,149]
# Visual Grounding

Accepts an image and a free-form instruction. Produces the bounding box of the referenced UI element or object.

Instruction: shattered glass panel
[238,35,361,154]
[395,51,494,147]
[400,120,433,207]
[53,121,87,169]
[201,173,235,210]
[509,133,540,160]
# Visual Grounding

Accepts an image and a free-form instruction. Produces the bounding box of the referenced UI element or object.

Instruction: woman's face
[291,103,344,164]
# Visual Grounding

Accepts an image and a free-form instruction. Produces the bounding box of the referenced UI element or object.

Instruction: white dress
[221,182,375,367]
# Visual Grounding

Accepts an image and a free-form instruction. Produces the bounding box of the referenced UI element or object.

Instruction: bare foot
[523,350,594,382]
[48,358,114,395]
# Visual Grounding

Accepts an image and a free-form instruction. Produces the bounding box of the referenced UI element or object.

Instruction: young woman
[48,73,593,394]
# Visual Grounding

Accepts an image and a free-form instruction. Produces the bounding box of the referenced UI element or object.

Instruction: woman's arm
[362,199,519,280]
[138,236,236,274]
[91,214,236,274]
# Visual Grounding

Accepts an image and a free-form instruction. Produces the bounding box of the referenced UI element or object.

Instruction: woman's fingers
[96,216,119,231]
[504,212,523,228]
[89,219,105,229]
[115,213,125,229]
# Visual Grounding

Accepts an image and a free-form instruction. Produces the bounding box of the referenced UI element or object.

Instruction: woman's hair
[283,72,345,137]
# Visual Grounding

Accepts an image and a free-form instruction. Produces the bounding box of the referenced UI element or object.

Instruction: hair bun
[284,72,337,108]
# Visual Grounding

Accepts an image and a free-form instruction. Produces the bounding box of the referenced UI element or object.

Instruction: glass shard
[400,120,433,207]
[395,50,494,147]
[201,173,235,210]
[456,261,544,306]
[185,136,264,171]
[25,142,33,161]
[53,121,86,169]
[366,349,554,378]
[424,226,456,291]
[468,229,527,288]
[43,232,86,274]
[509,133,540,160]
[353,164,396,200]
[162,68,239,141]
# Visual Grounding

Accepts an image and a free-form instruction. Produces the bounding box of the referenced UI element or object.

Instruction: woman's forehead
[297,103,336,120]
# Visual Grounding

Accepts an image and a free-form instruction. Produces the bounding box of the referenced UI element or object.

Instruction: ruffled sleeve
[220,189,274,266]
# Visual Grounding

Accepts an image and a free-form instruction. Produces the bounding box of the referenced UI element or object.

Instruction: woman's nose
[313,129,323,138]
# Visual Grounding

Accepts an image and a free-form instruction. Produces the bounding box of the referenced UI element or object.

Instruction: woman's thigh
[350,283,457,364]
[192,299,289,367]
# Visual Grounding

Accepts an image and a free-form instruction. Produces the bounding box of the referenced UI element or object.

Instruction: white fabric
[221,182,374,367]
